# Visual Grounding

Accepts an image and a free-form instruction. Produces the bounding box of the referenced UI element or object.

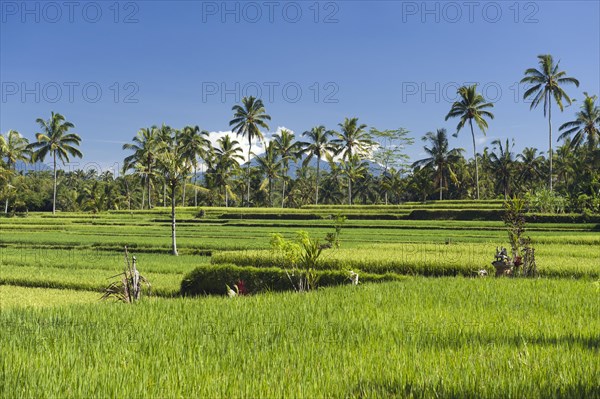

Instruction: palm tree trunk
[548,99,553,192]
[162,181,166,206]
[247,141,251,207]
[315,160,320,205]
[52,151,57,214]
[182,176,187,207]
[469,119,480,200]
[348,177,352,205]
[269,178,273,207]
[194,165,198,207]
[4,163,9,213]
[281,165,286,208]
[225,185,229,207]
[141,180,145,210]
[439,172,443,201]
[147,174,152,209]
[171,181,178,256]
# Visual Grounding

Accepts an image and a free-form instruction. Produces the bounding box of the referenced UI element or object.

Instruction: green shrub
[180,264,403,296]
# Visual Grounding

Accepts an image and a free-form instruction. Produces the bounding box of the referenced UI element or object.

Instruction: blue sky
[1,0,599,173]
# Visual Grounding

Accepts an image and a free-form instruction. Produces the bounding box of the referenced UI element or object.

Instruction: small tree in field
[155,128,192,256]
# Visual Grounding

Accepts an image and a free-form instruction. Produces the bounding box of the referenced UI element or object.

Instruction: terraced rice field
[1,202,598,397]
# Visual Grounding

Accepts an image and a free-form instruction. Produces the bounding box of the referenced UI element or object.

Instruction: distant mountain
[192,154,384,180]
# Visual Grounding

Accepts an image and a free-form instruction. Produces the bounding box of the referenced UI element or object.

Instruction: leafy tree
[273,129,302,207]
[445,85,494,200]
[340,154,368,205]
[299,126,336,205]
[489,139,516,199]
[209,134,244,206]
[29,112,82,214]
[154,129,191,256]
[123,127,158,209]
[517,147,545,192]
[229,96,271,206]
[558,93,600,150]
[521,54,579,191]
[254,141,281,206]
[370,127,413,204]
[412,129,464,200]
[1,130,31,213]
[332,117,374,160]
[180,125,210,206]
[332,118,374,205]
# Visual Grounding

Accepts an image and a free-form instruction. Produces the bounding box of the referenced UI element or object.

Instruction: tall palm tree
[332,117,374,160]
[445,84,494,200]
[332,117,374,205]
[29,112,82,214]
[229,96,271,206]
[521,54,579,191]
[558,93,600,150]
[273,129,302,207]
[154,129,191,256]
[254,141,281,207]
[488,138,516,199]
[180,125,210,206]
[123,127,158,209]
[340,154,368,205]
[299,126,335,205]
[412,129,464,200]
[1,130,31,213]
[212,134,244,206]
[517,147,545,188]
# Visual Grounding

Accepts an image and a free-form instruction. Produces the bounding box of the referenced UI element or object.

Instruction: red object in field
[236,280,248,295]
[514,256,523,267]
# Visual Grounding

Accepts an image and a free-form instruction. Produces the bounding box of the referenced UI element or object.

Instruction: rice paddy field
[1,202,599,398]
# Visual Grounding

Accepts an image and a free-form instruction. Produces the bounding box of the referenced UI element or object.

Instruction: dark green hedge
[180,264,403,296]
[218,213,322,220]
[406,209,504,221]
[407,209,600,223]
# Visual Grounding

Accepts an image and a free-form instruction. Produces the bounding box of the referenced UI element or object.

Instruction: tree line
[2,54,599,215]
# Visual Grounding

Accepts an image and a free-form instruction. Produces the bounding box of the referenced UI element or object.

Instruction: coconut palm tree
[412,129,464,201]
[229,96,271,206]
[212,134,244,206]
[517,147,545,189]
[254,141,281,207]
[521,54,579,191]
[445,84,494,200]
[123,127,159,209]
[299,126,336,205]
[1,130,31,213]
[154,129,191,256]
[332,118,374,205]
[29,112,82,214]
[488,139,516,199]
[180,125,210,206]
[273,129,302,207]
[340,154,369,205]
[558,93,600,150]
[332,117,374,160]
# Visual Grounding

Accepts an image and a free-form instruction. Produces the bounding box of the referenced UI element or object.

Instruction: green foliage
[180,264,398,296]
[526,189,567,213]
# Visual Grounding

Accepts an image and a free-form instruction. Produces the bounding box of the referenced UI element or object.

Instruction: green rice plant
[1,278,598,398]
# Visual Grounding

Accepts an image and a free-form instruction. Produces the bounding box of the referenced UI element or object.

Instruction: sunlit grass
[1,279,598,398]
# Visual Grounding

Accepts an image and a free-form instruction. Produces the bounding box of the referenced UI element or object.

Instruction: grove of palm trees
[2,62,599,214]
